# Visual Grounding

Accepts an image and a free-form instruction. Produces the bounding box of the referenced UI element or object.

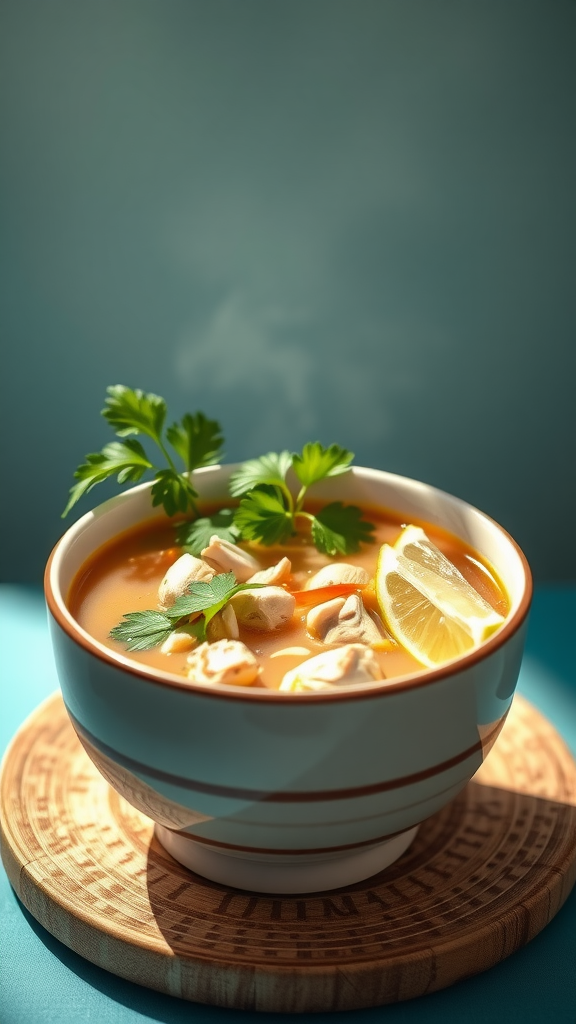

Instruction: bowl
[45,465,532,893]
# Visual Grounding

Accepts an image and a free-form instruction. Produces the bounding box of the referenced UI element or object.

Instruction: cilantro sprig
[63,386,224,518]
[64,388,376,557]
[230,443,375,555]
[175,508,240,556]
[109,572,266,651]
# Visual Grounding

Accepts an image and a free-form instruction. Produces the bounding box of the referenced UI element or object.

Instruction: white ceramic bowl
[45,466,532,893]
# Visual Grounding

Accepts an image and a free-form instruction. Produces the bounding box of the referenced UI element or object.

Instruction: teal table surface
[1,583,575,1024]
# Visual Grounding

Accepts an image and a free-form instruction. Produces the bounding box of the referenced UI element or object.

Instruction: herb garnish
[108,610,186,653]
[63,386,224,518]
[230,443,375,555]
[175,508,240,555]
[109,572,266,651]
[65,387,375,556]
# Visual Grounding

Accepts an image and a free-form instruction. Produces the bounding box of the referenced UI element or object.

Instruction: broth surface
[69,502,509,689]
[68,503,506,688]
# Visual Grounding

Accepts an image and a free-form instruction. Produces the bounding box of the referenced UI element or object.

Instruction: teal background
[1,0,575,581]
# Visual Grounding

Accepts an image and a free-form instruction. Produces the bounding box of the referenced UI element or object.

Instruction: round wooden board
[1,694,576,1013]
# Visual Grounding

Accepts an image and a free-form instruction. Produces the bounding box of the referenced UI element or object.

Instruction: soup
[69,500,509,691]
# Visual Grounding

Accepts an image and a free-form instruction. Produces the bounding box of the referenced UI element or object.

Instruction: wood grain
[1,692,575,1012]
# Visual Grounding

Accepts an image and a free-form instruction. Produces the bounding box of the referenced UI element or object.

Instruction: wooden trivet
[1,693,576,1013]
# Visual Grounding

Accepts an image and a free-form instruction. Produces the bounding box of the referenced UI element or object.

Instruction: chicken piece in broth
[247,556,292,586]
[158,553,214,610]
[230,587,296,631]
[280,644,383,693]
[305,563,369,590]
[201,536,261,582]
[307,593,384,645]
[187,639,260,687]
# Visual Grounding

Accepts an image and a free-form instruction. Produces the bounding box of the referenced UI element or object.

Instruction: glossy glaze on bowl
[45,466,532,891]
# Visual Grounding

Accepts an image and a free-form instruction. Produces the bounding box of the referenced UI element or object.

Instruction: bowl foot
[154,824,419,893]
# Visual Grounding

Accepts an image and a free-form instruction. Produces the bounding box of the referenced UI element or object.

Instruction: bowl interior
[47,464,531,693]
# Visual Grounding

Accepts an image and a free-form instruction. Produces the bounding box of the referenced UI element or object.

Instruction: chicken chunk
[187,640,260,687]
[305,563,370,590]
[279,644,383,693]
[158,553,215,611]
[160,626,200,655]
[307,593,384,645]
[201,536,261,582]
[230,586,296,631]
[206,603,240,641]
[247,556,292,586]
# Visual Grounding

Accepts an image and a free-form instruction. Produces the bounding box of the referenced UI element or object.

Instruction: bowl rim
[45,465,533,704]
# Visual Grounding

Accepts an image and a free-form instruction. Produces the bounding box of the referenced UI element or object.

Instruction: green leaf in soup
[292,443,354,489]
[166,412,224,472]
[102,385,167,442]
[109,610,174,652]
[175,509,240,556]
[311,502,376,555]
[62,439,153,517]
[167,572,238,619]
[233,486,294,545]
[200,581,267,630]
[151,469,198,517]
[228,451,293,497]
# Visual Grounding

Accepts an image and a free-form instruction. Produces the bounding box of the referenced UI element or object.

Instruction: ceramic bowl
[45,465,532,893]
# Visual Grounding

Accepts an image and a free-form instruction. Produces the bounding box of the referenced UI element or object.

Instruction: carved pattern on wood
[1,693,575,1012]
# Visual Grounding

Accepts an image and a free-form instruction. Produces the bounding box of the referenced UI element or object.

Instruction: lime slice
[375,526,505,668]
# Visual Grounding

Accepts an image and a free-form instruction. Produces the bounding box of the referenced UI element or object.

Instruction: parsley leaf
[229,445,374,555]
[110,573,267,651]
[311,502,376,555]
[229,451,293,497]
[167,572,237,619]
[66,386,376,560]
[166,412,224,472]
[109,610,174,652]
[63,440,153,517]
[199,580,266,631]
[292,443,354,489]
[175,509,240,555]
[103,385,166,443]
[150,470,199,517]
[63,385,226,520]
[168,573,266,633]
[233,486,294,545]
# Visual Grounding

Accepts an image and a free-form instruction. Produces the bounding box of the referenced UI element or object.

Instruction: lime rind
[393,527,504,639]
[376,529,505,667]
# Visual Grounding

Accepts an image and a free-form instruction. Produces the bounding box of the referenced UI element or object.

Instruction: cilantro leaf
[201,581,267,630]
[311,502,376,555]
[102,385,167,442]
[229,451,293,497]
[63,440,153,517]
[168,574,267,633]
[110,574,268,652]
[167,572,237,619]
[233,486,294,544]
[228,443,374,554]
[175,509,239,555]
[64,385,228,521]
[292,443,354,489]
[109,610,174,652]
[151,470,199,517]
[166,413,224,472]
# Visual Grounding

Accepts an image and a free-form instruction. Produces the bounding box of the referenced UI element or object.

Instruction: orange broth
[69,503,509,689]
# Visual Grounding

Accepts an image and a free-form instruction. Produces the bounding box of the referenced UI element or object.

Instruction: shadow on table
[10,850,576,1024]
[143,696,576,1013]
[146,779,576,1013]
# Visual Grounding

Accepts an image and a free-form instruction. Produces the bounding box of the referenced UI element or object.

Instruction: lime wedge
[375,526,505,668]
